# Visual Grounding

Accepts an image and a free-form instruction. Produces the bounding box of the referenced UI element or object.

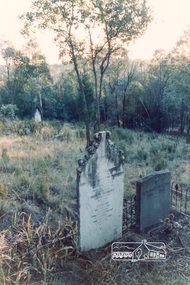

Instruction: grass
[0,120,190,283]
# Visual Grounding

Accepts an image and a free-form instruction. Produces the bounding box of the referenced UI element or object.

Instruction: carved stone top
[77,131,125,175]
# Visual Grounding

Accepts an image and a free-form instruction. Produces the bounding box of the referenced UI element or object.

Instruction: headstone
[136,170,171,231]
[77,131,125,251]
[34,109,41,122]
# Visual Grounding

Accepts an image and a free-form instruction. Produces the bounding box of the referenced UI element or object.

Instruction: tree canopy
[21,0,152,145]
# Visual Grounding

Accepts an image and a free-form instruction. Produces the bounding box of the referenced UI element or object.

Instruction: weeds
[0,123,189,284]
[112,128,134,145]
[0,212,78,284]
[137,147,148,161]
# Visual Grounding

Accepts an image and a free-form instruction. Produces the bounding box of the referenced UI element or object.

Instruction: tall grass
[0,120,189,283]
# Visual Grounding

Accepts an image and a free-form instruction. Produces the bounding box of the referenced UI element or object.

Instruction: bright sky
[0,0,190,64]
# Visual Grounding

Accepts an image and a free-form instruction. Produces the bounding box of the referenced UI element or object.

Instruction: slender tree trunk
[122,93,126,128]
[115,91,120,127]
[73,59,91,146]
[68,35,91,147]
[180,102,185,134]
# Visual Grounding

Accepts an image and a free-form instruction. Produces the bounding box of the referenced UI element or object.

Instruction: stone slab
[136,170,171,231]
[77,131,124,251]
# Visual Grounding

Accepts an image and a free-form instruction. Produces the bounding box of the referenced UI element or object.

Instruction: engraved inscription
[89,169,115,226]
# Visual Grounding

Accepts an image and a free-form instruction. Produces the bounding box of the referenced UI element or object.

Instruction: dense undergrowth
[0,118,189,284]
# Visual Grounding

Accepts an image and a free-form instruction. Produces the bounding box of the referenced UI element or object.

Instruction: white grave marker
[77,131,124,251]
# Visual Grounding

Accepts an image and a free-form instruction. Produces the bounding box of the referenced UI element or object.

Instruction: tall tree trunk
[115,91,120,127]
[69,37,91,147]
[180,102,185,134]
[122,93,126,128]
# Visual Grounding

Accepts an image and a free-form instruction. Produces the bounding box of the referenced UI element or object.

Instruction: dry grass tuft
[0,212,78,284]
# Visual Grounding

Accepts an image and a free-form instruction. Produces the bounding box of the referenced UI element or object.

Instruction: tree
[103,53,126,127]
[0,41,53,118]
[76,71,95,122]
[167,29,190,133]
[1,43,30,105]
[143,50,171,133]
[21,0,151,146]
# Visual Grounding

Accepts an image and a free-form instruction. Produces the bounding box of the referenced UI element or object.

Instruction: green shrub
[50,119,63,130]
[18,174,31,190]
[118,129,134,144]
[10,120,55,138]
[99,124,107,131]
[0,104,18,119]
[112,128,134,145]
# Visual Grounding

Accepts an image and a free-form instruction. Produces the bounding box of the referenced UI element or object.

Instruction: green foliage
[116,140,129,161]
[181,145,189,155]
[76,72,95,122]
[10,119,55,138]
[34,179,50,204]
[0,104,18,119]
[11,120,40,135]
[112,128,134,145]
[18,174,31,190]
[161,142,177,153]
[152,156,167,171]
[137,147,148,161]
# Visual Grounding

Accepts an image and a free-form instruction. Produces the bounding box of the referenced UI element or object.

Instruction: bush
[112,128,134,145]
[0,104,18,119]
[18,174,31,190]
[10,120,55,138]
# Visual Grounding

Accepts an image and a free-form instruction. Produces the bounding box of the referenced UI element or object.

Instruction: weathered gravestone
[34,108,41,122]
[77,131,125,251]
[136,170,171,231]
